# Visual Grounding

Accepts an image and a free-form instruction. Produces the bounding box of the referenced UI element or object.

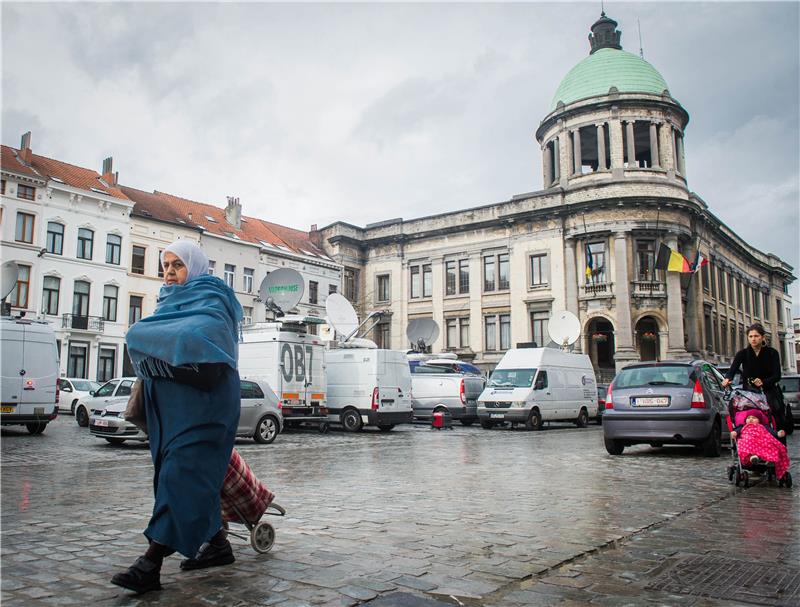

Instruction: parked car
[716,365,742,388]
[57,378,100,414]
[74,377,137,427]
[409,362,486,425]
[408,358,483,376]
[602,360,730,456]
[596,383,609,424]
[779,374,799,428]
[89,379,284,445]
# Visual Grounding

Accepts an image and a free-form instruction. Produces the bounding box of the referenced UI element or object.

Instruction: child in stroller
[726,388,792,488]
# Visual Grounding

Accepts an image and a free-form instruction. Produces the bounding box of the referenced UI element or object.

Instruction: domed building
[316,13,795,378]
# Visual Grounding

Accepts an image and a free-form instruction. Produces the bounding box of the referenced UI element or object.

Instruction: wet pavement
[2,415,798,606]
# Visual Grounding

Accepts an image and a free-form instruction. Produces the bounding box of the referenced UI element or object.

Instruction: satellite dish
[406,319,440,352]
[548,310,581,348]
[325,293,360,340]
[257,268,305,314]
[1,261,19,300]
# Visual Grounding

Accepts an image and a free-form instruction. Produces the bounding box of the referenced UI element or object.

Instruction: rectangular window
[445,261,457,296]
[446,318,458,348]
[635,240,659,282]
[710,262,716,298]
[242,306,253,325]
[376,274,390,302]
[754,289,761,317]
[1,179,5,194]
[207,260,216,276]
[720,321,727,355]
[17,184,35,201]
[728,274,734,304]
[498,254,510,290]
[586,241,606,283]
[72,281,90,317]
[704,314,713,351]
[459,259,470,294]
[129,295,143,325]
[701,262,710,293]
[484,316,496,351]
[763,293,770,320]
[730,325,737,357]
[344,267,359,301]
[736,281,742,310]
[67,343,88,379]
[243,268,254,294]
[329,284,337,295]
[106,234,121,265]
[77,228,94,260]
[375,321,391,349]
[157,250,164,278]
[102,285,118,322]
[10,265,31,308]
[777,298,783,324]
[410,266,421,299]
[530,310,550,347]
[15,212,35,243]
[422,264,432,298]
[309,280,319,304]
[459,317,470,348]
[530,254,548,287]
[224,264,235,289]
[744,284,751,314]
[42,276,60,315]
[46,222,64,254]
[718,269,726,302]
[483,256,496,292]
[131,245,145,274]
[499,314,511,350]
[97,347,116,383]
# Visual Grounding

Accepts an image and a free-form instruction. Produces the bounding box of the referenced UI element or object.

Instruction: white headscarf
[161,240,209,282]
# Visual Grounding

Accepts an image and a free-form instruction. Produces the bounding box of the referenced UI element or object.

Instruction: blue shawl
[126,275,243,372]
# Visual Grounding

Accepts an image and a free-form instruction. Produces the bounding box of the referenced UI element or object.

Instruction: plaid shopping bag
[220,448,275,525]
[730,389,770,413]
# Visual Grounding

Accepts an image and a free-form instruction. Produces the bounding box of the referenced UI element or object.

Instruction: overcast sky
[3,2,799,309]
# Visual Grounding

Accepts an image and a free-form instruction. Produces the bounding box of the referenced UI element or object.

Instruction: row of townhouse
[1,134,342,382]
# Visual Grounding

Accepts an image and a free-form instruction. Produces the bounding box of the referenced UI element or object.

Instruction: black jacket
[725,345,782,391]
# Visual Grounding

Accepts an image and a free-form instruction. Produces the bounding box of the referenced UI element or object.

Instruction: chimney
[225,196,242,230]
[101,156,118,186]
[19,131,32,165]
[310,224,318,232]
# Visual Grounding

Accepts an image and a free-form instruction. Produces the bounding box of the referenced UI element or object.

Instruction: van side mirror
[62,386,72,392]
[89,390,96,397]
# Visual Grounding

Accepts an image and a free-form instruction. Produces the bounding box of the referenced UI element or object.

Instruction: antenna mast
[638,19,644,58]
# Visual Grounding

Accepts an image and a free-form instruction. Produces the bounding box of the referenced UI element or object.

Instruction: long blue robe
[143,367,240,557]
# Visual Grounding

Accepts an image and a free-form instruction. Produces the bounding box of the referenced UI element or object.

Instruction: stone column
[572,129,582,175]
[625,121,636,168]
[564,239,581,353]
[676,133,686,176]
[596,124,607,170]
[543,142,552,187]
[659,123,676,177]
[649,122,660,168]
[612,231,639,370]
[430,257,444,351]
[609,119,624,176]
[665,235,688,357]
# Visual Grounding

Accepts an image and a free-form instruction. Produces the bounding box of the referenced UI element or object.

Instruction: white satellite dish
[325,293,360,340]
[548,310,581,349]
[406,318,440,352]
[258,268,305,315]
[1,261,19,300]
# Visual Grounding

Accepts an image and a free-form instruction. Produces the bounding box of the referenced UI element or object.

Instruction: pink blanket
[737,423,790,481]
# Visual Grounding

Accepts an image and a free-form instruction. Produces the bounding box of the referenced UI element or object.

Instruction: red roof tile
[29,153,129,200]
[1,145,41,178]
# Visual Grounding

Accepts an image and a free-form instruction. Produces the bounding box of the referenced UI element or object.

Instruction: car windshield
[412,364,457,374]
[72,380,99,392]
[489,369,537,388]
[780,377,800,392]
[614,365,693,389]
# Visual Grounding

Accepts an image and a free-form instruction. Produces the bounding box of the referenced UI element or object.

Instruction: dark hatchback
[602,360,730,456]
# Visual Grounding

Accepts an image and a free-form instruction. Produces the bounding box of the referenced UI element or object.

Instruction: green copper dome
[551,47,670,110]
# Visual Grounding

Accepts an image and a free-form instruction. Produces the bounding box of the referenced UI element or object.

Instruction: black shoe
[180,539,235,571]
[111,556,162,594]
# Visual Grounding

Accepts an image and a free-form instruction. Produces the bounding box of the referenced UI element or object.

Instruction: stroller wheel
[727,466,735,482]
[251,521,275,554]
[742,471,750,489]
[783,471,793,489]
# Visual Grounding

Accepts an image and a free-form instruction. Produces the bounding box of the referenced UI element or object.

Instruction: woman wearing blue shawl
[112,241,242,594]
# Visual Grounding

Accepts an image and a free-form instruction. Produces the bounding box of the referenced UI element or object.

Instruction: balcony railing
[582,282,612,297]
[632,281,666,296]
[62,314,104,332]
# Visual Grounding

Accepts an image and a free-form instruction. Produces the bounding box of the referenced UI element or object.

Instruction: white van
[1,317,60,434]
[477,348,597,430]
[325,346,414,432]
[239,321,328,430]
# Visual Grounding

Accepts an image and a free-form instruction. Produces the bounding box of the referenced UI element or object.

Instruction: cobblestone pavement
[2,416,798,606]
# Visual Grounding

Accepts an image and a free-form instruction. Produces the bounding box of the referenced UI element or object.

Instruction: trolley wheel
[734,471,741,487]
[780,471,792,488]
[742,471,750,489]
[251,521,275,554]
[318,422,330,434]
[727,465,735,482]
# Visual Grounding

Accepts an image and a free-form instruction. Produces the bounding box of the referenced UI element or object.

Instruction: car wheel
[480,419,494,429]
[575,408,589,428]
[604,436,624,455]
[377,424,395,432]
[341,408,363,432]
[460,418,475,427]
[25,422,47,435]
[253,415,279,444]
[524,409,542,431]
[71,399,78,414]
[105,437,125,445]
[701,419,722,457]
[76,406,89,427]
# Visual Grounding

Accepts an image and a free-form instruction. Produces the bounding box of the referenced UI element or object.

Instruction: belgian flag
[655,243,692,273]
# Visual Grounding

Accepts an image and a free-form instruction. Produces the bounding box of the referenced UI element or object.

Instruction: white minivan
[477,348,597,430]
[1,317,60,434]
[325,346,414,432]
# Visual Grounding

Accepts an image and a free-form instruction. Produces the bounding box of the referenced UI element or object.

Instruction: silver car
[602,360,730,456]
[89,379,283,445]
[779,374,799,428]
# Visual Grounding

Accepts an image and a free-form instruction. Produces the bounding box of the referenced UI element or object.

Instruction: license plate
[490,413,504,419]
[94,419,109,427]
[0,406,15,413]
[633,397,669,407]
